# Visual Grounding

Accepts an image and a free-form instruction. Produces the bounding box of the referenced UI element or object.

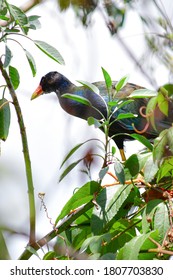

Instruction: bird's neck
[56,77,75,95]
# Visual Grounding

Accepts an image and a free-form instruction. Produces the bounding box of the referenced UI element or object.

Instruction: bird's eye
[47,78,54,84]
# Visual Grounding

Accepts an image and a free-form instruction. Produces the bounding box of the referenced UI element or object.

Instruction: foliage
[51,71,173,260]
[0,1,64,140]
[57,0,173,87]
[0,0,173,261]
[56,0,133,33]
[0,0,64,258]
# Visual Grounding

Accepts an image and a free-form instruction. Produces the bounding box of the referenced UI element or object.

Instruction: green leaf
[116,99,134,109]
[129,89,157,98]
[116,112,137,121]
[8,4,28,33]
[72,227,92,250]
[25,245,40,259]
[4,28,20,33]
[60,139,92,168]
[62,93,91,106]
[25,50,36,76]
[157,156,173,182]
[107,100,119,107]
[109,219,136,248]
[146,96,158,130]
[0,98,11,141]
[162,83,173,96]
[28,15,41,30]
[3,45,13,68]
[111,146,116,155]
[9,66,20,90]
[100,253,116,260]
[117,232,152,260]
[87,116,101,128]
[131,133,153,151]
[144,154,158,182]
[0,7,8,16]
[125,154,140,177]
[0,231,10,259]
[80,233,111,254]
[91,184,133,234]
[0,15,10,21]
[34,40,65,65]
[154,202,169,242]
[139,231,159,260]
[28,15,41,21]
[43,251,57,260]
[167,126,173,153]
[157,91,168,116]
[114,159,125,184]
[153,129,168,162]
[101,67,112,89]
[77,80,99,95]
[142,200,162,233]
[115,75,129,92]
[99,166,109,180]
[55,181,100,224]
[59,158,83,182]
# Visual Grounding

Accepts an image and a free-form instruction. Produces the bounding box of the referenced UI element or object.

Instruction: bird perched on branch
[31,71,173,160]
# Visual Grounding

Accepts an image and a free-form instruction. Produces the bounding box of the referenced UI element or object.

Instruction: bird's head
[31,71,72,100]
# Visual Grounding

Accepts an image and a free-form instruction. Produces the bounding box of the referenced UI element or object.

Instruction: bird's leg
[120,148,126,161]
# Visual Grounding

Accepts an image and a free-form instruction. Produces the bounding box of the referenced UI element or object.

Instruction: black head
[40,71,65,93]
[31,71,73,100]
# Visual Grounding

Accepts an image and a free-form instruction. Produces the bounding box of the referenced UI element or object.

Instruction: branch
[19,200,94,260]
[20,0,45,13]
[0,58,36,244]
[148,237,173,256]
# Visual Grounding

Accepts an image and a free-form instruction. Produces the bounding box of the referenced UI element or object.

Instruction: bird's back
[92,81,173,149]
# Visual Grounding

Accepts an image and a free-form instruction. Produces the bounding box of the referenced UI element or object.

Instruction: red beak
[31,85,43,100]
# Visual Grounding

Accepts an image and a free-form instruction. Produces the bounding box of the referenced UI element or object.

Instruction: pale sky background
[0,0,172,259]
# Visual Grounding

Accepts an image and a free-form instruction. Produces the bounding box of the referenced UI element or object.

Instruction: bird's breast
[57,90,108,120]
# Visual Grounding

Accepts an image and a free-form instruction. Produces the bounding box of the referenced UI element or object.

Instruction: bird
[31,71,173,161]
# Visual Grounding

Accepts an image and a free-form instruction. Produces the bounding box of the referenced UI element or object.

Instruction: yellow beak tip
[31,92,38,100]
[31,85,43,100]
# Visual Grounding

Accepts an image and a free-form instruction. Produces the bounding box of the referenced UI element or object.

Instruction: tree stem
[19,200,94,260]
[0,58,36,244]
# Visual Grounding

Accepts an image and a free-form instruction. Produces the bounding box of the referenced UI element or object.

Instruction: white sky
[0,0,172,259]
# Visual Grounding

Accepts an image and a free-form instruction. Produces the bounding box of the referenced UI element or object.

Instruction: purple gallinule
[31,71,173,160]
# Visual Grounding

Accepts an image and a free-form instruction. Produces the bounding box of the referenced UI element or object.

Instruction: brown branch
[149,237,173,256]
[20,0,44,13]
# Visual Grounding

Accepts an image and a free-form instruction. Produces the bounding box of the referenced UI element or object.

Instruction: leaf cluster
[44,69,173,260]
[0,0,65,259]
[57,0,133,33]
[0,1,64,141]
[1,1,173,261]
